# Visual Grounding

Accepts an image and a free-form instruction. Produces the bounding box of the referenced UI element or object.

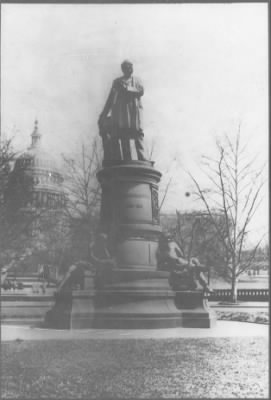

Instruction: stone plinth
[45,285,216,330]
[97,161,162,270]
[175,291,217,328]
[45,161,216,329]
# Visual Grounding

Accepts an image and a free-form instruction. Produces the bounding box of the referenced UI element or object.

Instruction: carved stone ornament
[151,185,159,224]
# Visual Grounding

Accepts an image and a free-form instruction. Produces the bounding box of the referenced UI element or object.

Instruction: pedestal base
[45,288,216,330]
[44,292,72,329]
[175,291,216,328]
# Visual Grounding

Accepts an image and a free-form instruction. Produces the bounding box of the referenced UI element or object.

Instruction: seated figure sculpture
[98,60,146,162]
[57,235,116,292]
[157,233,213,293]
[57,260,93,292]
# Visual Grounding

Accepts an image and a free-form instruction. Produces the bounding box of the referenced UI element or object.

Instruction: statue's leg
[198,272,212,292]
[135,130,146,161]
[121,137,132,160]
[111,138,122,160]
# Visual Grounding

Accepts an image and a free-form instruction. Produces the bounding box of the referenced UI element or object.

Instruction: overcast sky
[1,3,268,245]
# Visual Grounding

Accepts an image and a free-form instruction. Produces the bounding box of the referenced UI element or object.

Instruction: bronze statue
[157,233,213,293]
[98,60,146,161]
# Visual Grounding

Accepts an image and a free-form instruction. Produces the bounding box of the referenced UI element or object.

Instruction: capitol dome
[9,120,65,210]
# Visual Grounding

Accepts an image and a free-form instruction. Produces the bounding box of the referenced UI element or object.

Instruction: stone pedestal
[97,161,162,268]
[175,291,216,328]
[45,160,216,329]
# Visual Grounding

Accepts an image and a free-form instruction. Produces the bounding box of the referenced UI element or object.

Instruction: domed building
[8,120,65,211]
[5,121,67,277]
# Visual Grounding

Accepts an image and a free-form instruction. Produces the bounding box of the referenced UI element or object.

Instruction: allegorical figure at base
[57,261,91,292]
[98,60,146,161]
[157,233,213,294]
[57,234,116,292]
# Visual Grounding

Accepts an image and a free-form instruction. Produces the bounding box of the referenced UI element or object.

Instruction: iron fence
[209,289,269,302]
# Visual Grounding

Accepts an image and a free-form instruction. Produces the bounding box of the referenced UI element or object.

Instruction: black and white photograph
[1,2,269,398]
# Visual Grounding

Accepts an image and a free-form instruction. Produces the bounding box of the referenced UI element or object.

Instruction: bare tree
[159,156,178,212]
[62,138,102,261]
[0,137,29,267]
[143,136,176,212]
[0,138,16,202]
[0,138,16,268]
[144,137,157,161]
[190,127,266,302]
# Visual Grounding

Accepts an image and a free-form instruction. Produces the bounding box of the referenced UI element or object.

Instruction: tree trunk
[231,273,238,303]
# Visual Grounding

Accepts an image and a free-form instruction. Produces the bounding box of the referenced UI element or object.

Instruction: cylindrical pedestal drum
[97,161,162,270]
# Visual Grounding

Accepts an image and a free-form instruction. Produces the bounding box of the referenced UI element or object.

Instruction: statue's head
[121,60,133,77]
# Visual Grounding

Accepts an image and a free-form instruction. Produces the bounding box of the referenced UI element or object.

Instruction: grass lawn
[216,311,269,324]
[1,337,268,399]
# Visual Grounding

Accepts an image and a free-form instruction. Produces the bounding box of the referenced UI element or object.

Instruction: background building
[3,121,67,277]
[6,120,65,211]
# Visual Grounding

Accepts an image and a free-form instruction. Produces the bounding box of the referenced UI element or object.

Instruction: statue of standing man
[98,60,146,161]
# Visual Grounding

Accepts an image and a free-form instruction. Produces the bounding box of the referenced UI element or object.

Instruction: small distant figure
[32,282,40,294]
[98,60,146,161]
[39,264,50,285]
[43,264,50,282]
[11,280,16,292]
[1,267,8,287]
[41,281,46,294]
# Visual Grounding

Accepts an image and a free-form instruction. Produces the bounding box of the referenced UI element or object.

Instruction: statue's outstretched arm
[126,79,144,97]
[126,86,144,97]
